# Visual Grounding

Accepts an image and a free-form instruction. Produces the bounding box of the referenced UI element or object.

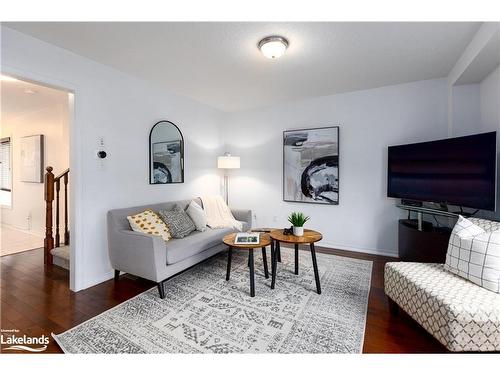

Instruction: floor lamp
[217,153,240,205]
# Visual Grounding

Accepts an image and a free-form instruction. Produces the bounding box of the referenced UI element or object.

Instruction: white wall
[1,91,69,236]
[480,65,500,133]
[223,79,449,256]
[450,84,481,137]
[1,26,225,291]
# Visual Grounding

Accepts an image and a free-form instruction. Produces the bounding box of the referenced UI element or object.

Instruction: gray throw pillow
[186,200,207,231]
[157,206,196,239]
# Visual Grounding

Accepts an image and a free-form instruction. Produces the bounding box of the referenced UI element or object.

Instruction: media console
[397,204,457,263]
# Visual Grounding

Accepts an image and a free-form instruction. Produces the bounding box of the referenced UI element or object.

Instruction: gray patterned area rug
[53,248,372,353]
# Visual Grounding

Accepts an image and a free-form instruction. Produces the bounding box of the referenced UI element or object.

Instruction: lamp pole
[224,173,229,205]
[217,153,240,206]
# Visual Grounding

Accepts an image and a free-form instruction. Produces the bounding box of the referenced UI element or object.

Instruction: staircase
[44,166,70,269]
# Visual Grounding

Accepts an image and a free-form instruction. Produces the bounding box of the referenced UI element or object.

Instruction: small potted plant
[288,212,310,236]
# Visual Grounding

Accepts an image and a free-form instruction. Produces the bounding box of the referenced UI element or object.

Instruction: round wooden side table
[223,233,271,297]
[269,229,323,294]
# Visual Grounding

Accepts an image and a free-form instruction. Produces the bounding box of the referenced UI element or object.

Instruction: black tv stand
[396,204,458,231]
[398,219,452,262]
[401,199,423,207]
[397,204,456,262]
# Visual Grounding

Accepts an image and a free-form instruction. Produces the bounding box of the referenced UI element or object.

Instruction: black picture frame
[283,126,340,205]
[149,120,185,184]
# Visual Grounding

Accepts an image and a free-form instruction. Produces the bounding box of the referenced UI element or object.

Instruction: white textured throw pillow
[444,215,500,293]
[186,200,207,231]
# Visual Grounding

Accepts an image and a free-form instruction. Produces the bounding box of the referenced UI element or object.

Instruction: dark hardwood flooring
[0,247,447,354]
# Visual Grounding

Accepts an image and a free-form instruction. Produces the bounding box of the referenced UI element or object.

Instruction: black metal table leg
[277,240,282,262]
[294,243,299,275]
[249,249,255,297]
[226,247,232,281]
[262,246,269,279]
[310,243,321,294]
[271,241,278,289]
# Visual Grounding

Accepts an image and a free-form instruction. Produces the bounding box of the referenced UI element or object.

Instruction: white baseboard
[75,270,115,292]
[317,240,398,258]
[1,223,44,238]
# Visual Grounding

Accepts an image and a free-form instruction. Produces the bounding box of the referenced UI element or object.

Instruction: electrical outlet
[26,212,32,230]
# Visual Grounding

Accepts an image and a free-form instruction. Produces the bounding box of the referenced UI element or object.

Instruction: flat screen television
[387,132,497,211]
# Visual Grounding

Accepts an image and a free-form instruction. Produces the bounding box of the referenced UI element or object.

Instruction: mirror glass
[149,121,184,184]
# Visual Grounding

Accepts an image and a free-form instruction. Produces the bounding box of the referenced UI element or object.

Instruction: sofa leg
[387,297,399,315]
[157,281,166,299]
[114,270,120,281]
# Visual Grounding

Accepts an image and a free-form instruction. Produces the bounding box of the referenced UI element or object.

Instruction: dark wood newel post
[44,166,55,265]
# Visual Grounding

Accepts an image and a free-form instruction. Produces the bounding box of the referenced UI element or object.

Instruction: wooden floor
[0,247,447,354]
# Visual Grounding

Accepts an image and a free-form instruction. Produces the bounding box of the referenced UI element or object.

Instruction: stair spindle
[55,179,60,247]
[44,167,55,265]
[64,172,69,245]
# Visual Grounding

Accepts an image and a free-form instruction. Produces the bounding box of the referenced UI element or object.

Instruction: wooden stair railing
[44,166,70,265]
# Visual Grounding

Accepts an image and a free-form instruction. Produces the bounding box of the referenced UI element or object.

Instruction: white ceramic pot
[293,226,304,236]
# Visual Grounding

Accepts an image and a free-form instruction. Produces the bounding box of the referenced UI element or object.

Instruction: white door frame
[2,64,84,291]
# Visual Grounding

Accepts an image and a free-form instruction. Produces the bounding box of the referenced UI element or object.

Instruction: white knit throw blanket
[200,195,242,231]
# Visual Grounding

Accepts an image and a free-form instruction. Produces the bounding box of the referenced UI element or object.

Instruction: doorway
[0,75,72,279]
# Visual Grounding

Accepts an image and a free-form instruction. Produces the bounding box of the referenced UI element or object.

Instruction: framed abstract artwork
[20,134,44,183]
[283,126,339,205]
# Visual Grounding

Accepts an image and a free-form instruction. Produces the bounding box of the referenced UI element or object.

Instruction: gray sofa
[107,198,251,298]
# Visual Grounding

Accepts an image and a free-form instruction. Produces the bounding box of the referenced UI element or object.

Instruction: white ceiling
[5,22,481,112]
[1,79,69,123]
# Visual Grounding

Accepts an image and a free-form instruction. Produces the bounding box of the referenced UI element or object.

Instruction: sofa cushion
[186,200,207,231]
[127,209,171,241]
[165,227,234,264]
[385,262,500,351]
[109,198,201,231]
[157,207,196,239]
[240,221,250,232]
[445,216,500,293]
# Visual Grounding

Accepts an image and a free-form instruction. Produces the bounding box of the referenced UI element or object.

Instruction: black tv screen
[387,132,497,210]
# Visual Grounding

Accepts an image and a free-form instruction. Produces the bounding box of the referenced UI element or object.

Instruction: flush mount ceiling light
[258,36,289,59]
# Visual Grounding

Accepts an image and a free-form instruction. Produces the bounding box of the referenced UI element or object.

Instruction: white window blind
[1,137,12,192]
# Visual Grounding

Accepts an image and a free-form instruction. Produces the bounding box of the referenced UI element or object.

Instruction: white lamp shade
[217,155,240,169]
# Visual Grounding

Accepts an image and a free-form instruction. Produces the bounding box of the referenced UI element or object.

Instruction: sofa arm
[231,208,252,228]
[108,229,166,282]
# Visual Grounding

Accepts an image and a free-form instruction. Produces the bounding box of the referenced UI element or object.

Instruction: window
[0,137,12,206]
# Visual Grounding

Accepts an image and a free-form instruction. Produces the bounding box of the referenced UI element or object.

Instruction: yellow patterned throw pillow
[127,209,171,241]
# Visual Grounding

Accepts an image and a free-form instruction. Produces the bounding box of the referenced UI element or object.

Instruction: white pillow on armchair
[444,215,500,293]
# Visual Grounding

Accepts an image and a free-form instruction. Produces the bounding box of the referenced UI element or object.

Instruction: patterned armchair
[385,262,500,351]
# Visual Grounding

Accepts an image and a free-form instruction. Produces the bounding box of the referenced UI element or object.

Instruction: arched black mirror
[149,120,184,184]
